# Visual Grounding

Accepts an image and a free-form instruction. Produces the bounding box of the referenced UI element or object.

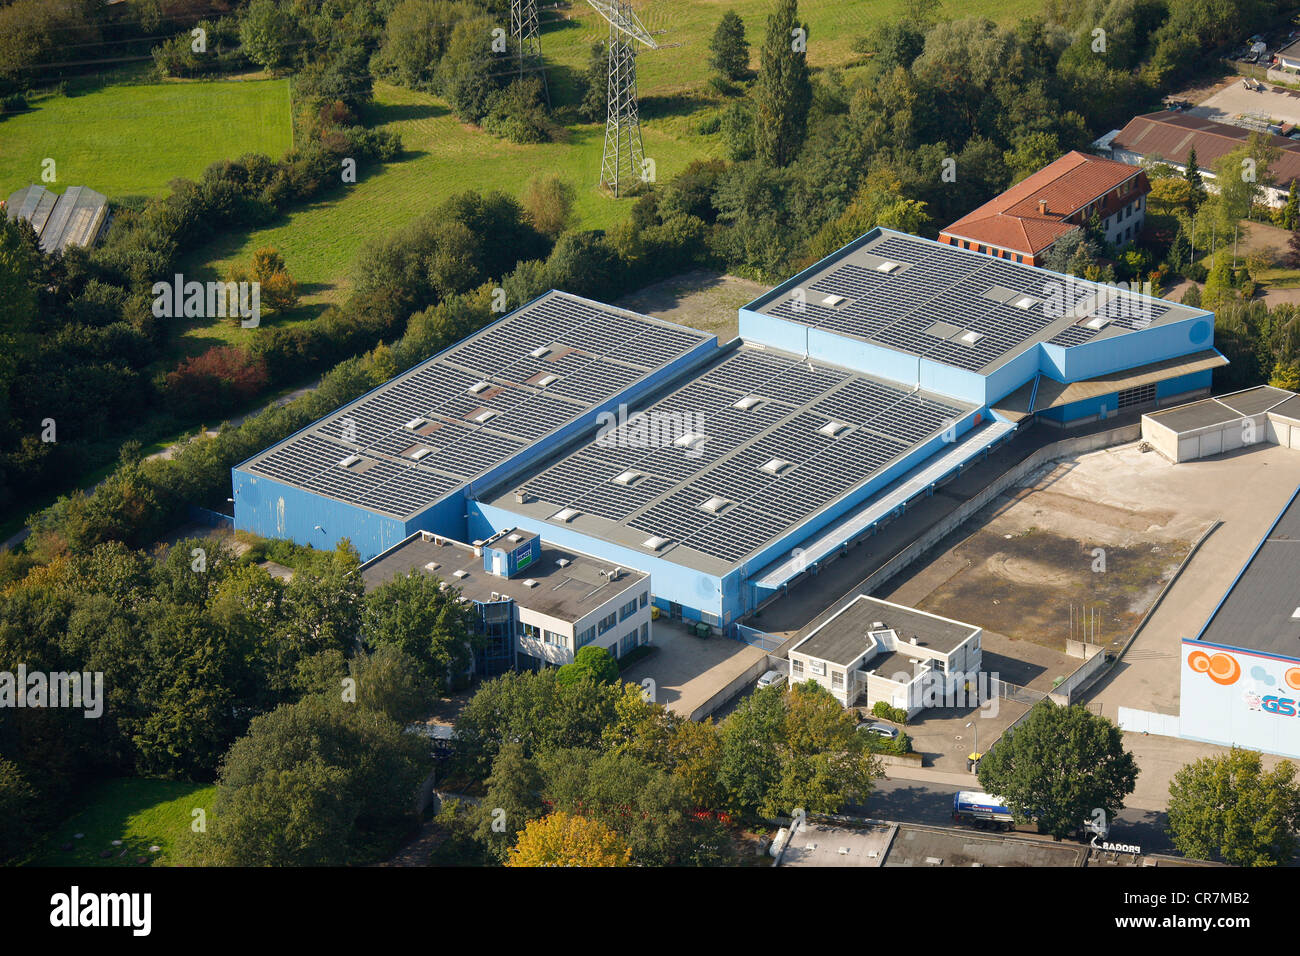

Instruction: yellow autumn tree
[505,812,632,868]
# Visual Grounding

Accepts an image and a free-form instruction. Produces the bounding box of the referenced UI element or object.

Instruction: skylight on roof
[821,294,847,307]
[760,457,792,475]
[467,381,490,394]
[958,330,984,346]
[875,261,900,274]
[1013,296,1037,310]
[338,454,361,468]
[471,409,498,424]
[699,495,731,514]
[535,373,559,387]
[732,395,763,410]
[818,420,848,438]
[643,535,671,551]
[453,569,468,578]
[424,561,440,571]
[1084,315,1111,330]
[408,447,432,461]
[404,417,425,430]
[613,469,644,486]
[529,345,552,358]
[673,431,706,449]
[552,507,580,522]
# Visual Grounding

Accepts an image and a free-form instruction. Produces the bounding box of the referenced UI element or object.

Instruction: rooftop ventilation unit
[732,395,763,411]
[404,417,425,430]
[514,488,530,504]
[958,330,984,346]
[338,454,361,468]
[408,447,432,461]
[818,420,848,438]
[508,533,522,543]
[552,507,580,523]
[875,260,900,274]
[467,381,490,394]
[821,294,847,307]
[759,457,792,476]
[523,579,538,588]
[438,582,449,591]
[557,557,572,568]
[423,561,440,572]
[613,469,644,486]
[699,496,731,514]
[872,622,884,628]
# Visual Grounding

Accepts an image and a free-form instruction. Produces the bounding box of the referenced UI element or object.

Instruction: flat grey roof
[778,822,892,867]
[1145,385,1299,435]
[882,825,1088,867]
[358,530,647,621]
[747,230,1207,375]
[238,291,714,520]
[485,343,974,575]
[1197,486,1300,659]
[792,595,978,666]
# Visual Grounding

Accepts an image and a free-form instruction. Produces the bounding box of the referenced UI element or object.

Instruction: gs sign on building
[1180,640,1300,758]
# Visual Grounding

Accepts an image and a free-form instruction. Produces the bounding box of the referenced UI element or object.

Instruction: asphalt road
[865,777,1176,855]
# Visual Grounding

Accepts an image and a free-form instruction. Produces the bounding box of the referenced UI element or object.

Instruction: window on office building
[520,622,541,641]
[619,598,637,621]
[597,611,617,635]
[639,592,648,608]
[639,623,648,644]
[620,632,638,656]
[792,659,804,677]
[543,630,564,647]
[831,671,844,690]
[577,625,596,649]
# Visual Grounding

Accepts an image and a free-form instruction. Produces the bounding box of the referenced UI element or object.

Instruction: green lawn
[0,78,292,203]
[31,778,215,867]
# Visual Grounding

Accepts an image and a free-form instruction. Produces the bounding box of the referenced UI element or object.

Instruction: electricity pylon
[511,0,549,106]
[586,0,659,196]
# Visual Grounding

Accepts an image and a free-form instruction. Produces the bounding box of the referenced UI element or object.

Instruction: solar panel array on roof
[516,346,970,564]
[759,233,1174,372]
[242,292,713,519]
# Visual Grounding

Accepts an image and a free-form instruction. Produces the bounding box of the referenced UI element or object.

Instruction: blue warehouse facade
[234,229,1222,629]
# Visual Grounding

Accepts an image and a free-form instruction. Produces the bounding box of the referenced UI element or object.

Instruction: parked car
[757,669,786,689]
[857,721,900,740]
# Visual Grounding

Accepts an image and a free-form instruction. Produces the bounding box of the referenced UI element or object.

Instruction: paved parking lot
[621,618,767,719]
[1191,81,1300,128]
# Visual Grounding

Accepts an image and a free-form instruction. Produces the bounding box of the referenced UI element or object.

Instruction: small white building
[1141,385,1300,462]
[787,595,983,715]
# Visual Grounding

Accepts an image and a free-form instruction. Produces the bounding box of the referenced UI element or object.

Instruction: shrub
[871,701,907,724]
[164,346,270,418]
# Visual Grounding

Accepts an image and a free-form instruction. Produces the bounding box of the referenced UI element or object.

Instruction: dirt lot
[616,269,768,341]
[886,448,1202,654]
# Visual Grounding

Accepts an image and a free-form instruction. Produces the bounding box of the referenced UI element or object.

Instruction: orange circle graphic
[1207,653,1241,685]
[1285,669,1300,691]
[1188,651,1211,673]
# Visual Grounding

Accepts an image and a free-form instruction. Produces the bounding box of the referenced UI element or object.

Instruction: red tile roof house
[1105,110,1300,208]
[938,151,1150,266]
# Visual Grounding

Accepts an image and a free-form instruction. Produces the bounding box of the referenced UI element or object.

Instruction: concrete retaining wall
[689,654,772,721]
[1047,649,1110,706]
[1066,639,1105,660]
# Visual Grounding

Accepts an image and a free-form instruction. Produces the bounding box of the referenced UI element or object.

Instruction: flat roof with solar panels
[485,342,974,576]
[237,291,714,520]
[749,230,1204,374]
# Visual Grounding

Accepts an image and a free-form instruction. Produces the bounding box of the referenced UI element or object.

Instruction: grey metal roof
[238,291,714,520]
[1198,487,1300,659]
[486,343,974,574]
[1145,385,1299,435]
[748,230,1207,375]
[358,531,647,621]
[791,595,978,666]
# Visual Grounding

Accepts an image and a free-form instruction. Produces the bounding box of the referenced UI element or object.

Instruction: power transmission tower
[511,0,549,105]
[587,1,659,196]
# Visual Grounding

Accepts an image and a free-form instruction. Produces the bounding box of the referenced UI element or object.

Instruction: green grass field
[31,778,215,867]
[0,78,292,202]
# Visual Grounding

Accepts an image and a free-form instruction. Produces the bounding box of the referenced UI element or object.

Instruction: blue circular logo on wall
[1189,320,1210,345]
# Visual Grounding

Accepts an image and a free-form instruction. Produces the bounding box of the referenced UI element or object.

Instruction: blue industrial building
[234,229,1221,628]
